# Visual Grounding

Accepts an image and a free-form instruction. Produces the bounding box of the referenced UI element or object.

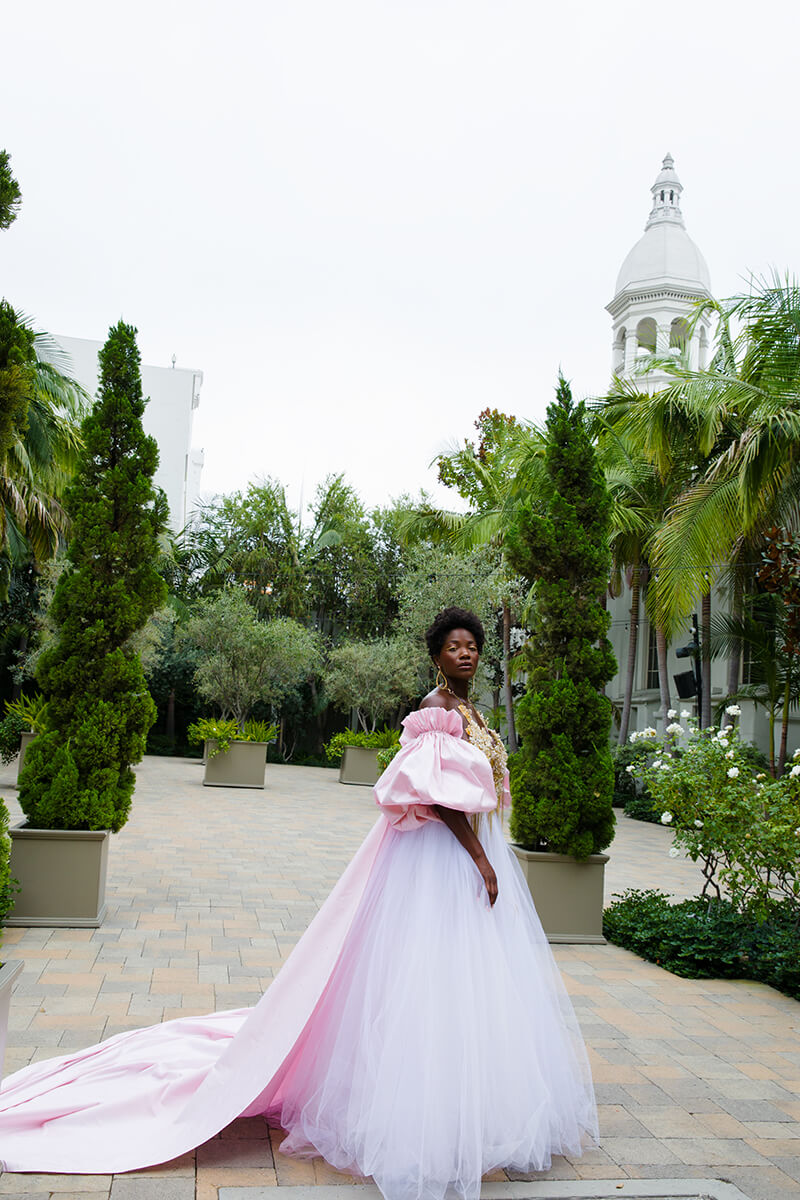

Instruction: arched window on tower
[636,317,657,356]
[699,325,709,370]
[613,327,626,374]
[670,317,690,356]
[670,190,674,202]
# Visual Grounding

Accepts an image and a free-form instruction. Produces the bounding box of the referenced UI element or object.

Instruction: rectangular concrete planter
[0,961,23,1082]
[15,731,37,784]
[512,846,609,944]
[203,740,268,789]
[7,824,110,928]
[339,746,381,786]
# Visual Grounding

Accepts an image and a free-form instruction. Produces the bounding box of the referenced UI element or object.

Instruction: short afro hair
[425,607,486,659]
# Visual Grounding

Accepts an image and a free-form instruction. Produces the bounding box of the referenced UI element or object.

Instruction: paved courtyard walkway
[0,754,798,1200]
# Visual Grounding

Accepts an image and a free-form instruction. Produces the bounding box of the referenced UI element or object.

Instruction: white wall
[55,336,204,531]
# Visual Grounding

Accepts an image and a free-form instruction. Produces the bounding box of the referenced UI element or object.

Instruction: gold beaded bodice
[457,703,507,822]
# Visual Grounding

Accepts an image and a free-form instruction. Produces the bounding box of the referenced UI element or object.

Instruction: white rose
[666,723,684,736]
[667,709,677,719]
[725,749,735,760]
[652,759,662,769]
[694,819,703,828]
[668,847,680,858]
[756,773,766,781]
[790,764,800,778]
[793,748,800,761]
[718,738,730,748]
[660,811,673,825]
[661,762,672,770]
[725,704,742,717]
[625,764,636,774]
[727,766,740,778]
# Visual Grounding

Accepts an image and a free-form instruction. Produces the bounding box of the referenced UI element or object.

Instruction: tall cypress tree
[19,322,167,831]
[505,377,616,859]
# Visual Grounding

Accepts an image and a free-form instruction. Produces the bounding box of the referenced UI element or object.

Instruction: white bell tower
[606,154,713,390]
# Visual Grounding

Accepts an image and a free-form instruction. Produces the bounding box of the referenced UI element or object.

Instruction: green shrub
[19,324,166,833]
[376,742,402,774]
[187,717,278,759]
[611,741,654,810]
[323,726,400,765]
[505,377,616,859]
[623,791,662,823]
[628,713,800,919]
[0,708,25,766]
[604,888,800,1000]
[0,796,18,938]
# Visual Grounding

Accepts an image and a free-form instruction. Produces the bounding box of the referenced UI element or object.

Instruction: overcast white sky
[2,1,799,516]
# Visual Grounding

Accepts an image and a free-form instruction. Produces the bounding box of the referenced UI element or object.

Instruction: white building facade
[604,156,795,756]
[56,336,204,532]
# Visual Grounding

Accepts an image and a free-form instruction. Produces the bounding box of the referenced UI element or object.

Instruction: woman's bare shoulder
[418,688,457,711]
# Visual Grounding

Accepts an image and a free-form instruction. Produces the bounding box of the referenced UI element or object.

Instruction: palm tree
[592,413,677,741]
[711,595,798,775]
[638,275,800,726]
[0,308,88,600]
[591,376,715,724]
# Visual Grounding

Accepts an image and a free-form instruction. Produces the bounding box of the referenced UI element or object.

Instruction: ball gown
[0,706,598,1200]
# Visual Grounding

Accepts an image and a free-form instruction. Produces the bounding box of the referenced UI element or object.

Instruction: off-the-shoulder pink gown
[0,708,598,1200]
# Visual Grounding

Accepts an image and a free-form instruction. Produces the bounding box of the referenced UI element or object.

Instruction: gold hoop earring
[436,667,448,691]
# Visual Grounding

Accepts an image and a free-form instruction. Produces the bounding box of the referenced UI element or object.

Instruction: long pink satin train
[0,817,389,1174]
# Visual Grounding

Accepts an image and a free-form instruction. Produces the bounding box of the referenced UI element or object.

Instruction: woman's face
[437,627,480,682]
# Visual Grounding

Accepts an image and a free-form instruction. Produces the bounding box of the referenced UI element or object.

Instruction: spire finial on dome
[646,152,685,231]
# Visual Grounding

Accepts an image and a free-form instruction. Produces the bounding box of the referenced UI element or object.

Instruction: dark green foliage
[0,150,22,231]
[18,323,166,831]
[604,889,800,1000]
[505,377,616,858]
[0,707,25,765]
[611,741,652,808]
[623,791,661,823]
[0,300,35,466]
[0,795,18,933]
[323,725,401,764]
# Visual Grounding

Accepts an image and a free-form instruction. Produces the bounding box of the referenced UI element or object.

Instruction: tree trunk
[721,575,743,729]
[165,688,176,740]
[502,600,518,753]
[778,672,791,776]
[656,624,670,723]
[618,565,640,745]
[701,591,712,728]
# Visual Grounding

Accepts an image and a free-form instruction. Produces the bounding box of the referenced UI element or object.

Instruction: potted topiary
[184,591,320,789]
[188,717,278,789]
[324,726,401,786]
[0,792,22,1080]
[11,322,166,928]
[505,378,617,943]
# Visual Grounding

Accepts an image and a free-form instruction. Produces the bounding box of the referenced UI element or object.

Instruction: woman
[0,607,598,1199]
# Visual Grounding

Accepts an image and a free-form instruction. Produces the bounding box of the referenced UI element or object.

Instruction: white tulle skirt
[252,815,598,1200]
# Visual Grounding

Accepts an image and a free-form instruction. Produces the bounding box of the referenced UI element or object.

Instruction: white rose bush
[627,713,800,922]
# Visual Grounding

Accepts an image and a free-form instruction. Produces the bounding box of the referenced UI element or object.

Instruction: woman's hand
[476,853,498,907]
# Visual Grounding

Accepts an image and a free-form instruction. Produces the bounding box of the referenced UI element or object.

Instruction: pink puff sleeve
[373,707,499,831]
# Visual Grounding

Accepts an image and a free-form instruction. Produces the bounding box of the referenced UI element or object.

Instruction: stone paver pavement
[0,754,798,1200]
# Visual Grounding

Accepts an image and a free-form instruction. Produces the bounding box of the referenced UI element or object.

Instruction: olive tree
[184,589,321,727]
[325,637,420,731]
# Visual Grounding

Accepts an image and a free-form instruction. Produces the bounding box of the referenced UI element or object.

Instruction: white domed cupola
[607,154,712,385]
